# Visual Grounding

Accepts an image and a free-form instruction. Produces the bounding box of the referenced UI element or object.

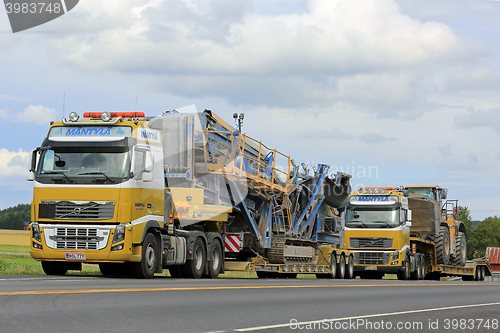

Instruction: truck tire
[132,233,158,279]
[336,254,346,279]
[435,226,451,265]
[345,255,354,279]
[180,237,206,279]
[316,253,336,279]
[452,232,467,267]
[41,261,68,275]
[397,255,410,280]
[207,239,222,278]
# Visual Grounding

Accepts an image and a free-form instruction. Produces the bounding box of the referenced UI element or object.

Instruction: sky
[1,0,500,221]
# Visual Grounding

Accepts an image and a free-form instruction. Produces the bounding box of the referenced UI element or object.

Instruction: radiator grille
[39,201,114,220]
[350,237,393,248]
[51,227,102,250]
[355,252,390,265]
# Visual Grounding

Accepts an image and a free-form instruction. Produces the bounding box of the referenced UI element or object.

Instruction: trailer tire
[452,232,467,267]
[207,239,222,279]
[397,255,410,280]
[418,255,425,280]
[435,226,451,265]
[336,254,346,279]
[181,237,206,279]
[42,261,68,276]
[411,255,420,280]
[316,253,336,279]
[345,255,354,279]
[132,233,158,279]
[479,266,485,281]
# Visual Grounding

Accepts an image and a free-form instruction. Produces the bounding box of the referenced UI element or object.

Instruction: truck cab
[344,187,413,279]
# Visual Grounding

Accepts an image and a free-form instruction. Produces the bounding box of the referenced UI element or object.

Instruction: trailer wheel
[345,255,354,279]
[132,233,158,279]
[435,226,451,265]
[452,232,467,267]
[479,266,485,281]
[336,254,346,279]
[41,261,68,276]
[411,255,420,280]
[316,253,336,279]
[181,237,206,279]
[207,239,222,279]
[418,255,425,280]
[397,255,410,280]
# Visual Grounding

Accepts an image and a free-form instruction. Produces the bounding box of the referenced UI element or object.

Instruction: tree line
[0,204,30,230]
[457,206,500,259]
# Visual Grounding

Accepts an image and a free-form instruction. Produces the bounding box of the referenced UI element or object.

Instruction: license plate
[65,253,86,260]
[365,266,377,270]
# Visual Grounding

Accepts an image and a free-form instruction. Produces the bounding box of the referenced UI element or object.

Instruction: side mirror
[406,221,412,227]
[407,210,412,222]
[442,188,448,200]
[142,172,153,182]
[27,171,35,181]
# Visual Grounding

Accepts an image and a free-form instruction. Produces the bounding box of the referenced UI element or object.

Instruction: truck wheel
[181,237,206,279]
[316,253,337,279]
[345,255,354,279]
[132,233,158,279]
[435,226,451,265]
[336,254,346,279]
[41,261,68,275]
[207,239,222,278]
[452,232,467,267]
[397,255,410,280]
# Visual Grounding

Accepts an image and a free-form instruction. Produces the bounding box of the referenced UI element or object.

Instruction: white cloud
[0,149,30,177]
[16,105,58,125]
[0,108,10,119]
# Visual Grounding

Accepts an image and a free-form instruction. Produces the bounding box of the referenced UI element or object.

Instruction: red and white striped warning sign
[224,235,241,252]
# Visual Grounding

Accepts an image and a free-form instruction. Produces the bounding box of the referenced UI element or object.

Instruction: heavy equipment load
[344,186,491,280]
[27,109,353,279]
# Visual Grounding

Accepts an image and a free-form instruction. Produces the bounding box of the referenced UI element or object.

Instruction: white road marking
[234,301,500,331]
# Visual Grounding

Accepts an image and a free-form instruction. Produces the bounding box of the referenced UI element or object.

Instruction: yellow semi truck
[344,186,491,280]
[28,110,353,279]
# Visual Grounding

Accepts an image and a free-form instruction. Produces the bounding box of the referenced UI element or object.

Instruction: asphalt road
[1,275,499,333]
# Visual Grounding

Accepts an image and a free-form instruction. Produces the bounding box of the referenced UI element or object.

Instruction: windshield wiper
[348,221,368,228]
[373,220,393,228]
[78,171,115,183]
[40,171,73,183]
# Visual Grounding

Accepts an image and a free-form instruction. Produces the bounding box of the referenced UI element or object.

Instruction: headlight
[68,111,79,122]
[32,222,41,242]
[101,111,112,122]
[113,224,125,244]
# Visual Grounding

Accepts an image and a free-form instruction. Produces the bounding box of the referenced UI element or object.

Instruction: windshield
[37,147,131,183]
[406,187,435,200]
[346,208,400,228]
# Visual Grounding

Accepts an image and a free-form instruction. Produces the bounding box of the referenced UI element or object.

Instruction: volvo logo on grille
[73,207,82,215]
